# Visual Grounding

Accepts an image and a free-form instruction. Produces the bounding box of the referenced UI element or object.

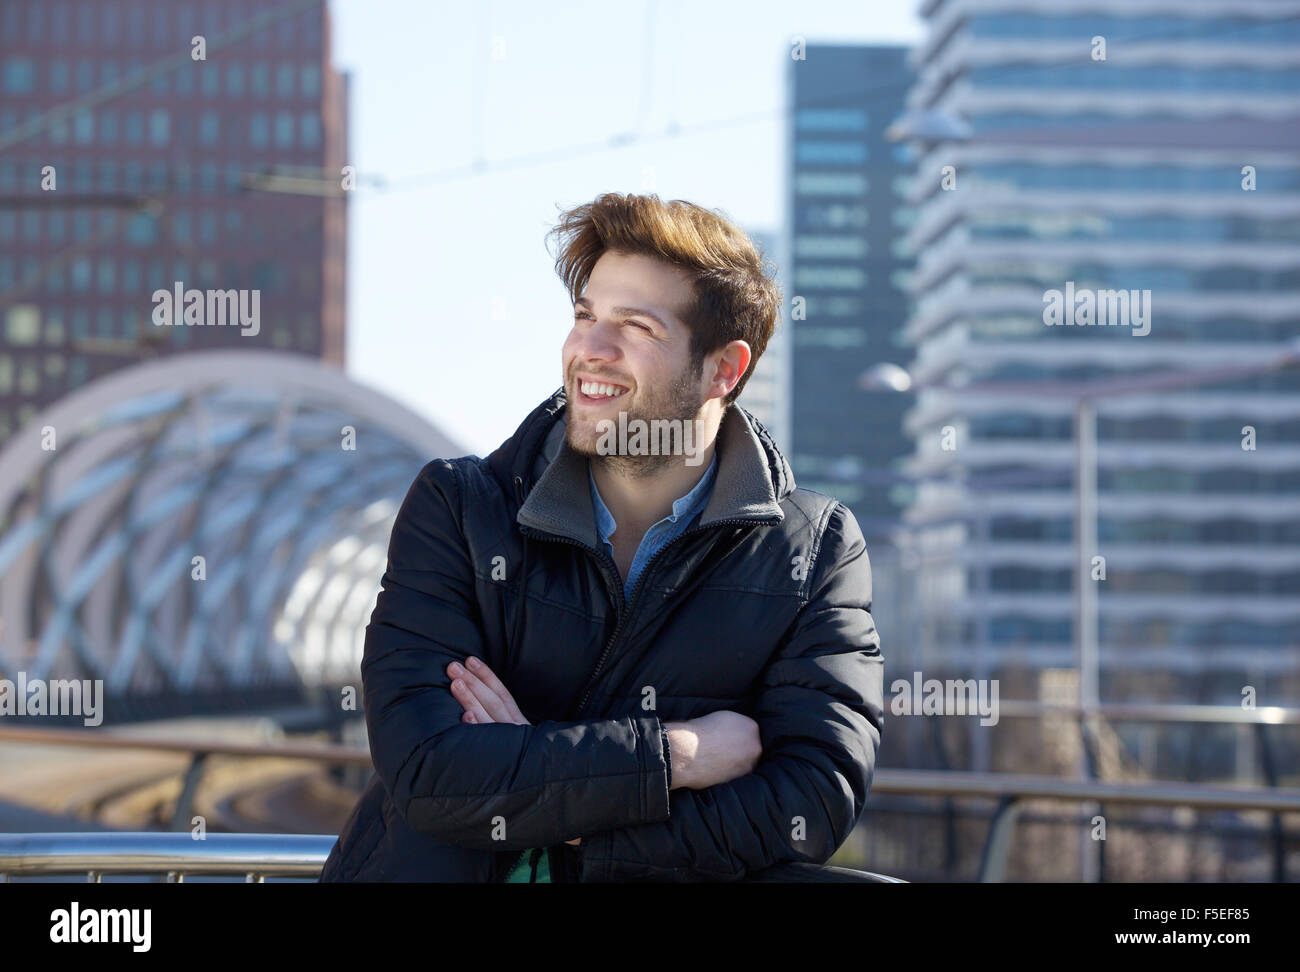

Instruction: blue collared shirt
[588,452,718,598]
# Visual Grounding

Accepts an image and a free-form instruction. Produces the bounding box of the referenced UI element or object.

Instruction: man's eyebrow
[574,295,670,329]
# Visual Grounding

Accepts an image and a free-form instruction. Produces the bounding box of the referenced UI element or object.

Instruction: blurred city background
[0,0,1297,882]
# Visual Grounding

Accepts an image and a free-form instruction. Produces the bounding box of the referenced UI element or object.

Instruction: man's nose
[572,318,622,361]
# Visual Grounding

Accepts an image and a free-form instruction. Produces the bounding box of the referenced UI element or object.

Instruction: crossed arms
[362,459,884,881]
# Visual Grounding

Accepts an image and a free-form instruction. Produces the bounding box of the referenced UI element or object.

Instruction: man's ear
[711,340,751,398]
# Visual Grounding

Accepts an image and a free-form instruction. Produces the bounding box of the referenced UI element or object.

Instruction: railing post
[1254,722,1286,882]
[171,752,209,832]
[977,795,1021,882]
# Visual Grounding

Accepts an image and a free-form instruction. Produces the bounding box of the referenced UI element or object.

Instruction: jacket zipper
[505,472,770,879]
[522,515,767,719]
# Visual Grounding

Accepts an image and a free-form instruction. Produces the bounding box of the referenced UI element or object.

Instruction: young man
[320,192,884,883]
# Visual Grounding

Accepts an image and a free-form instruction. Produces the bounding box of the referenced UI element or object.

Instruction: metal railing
[2,712,1296,882]
[0,832,905,883]
[0,832,336,882]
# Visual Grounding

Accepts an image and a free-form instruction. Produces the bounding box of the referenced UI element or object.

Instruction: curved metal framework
[0,351,463,698]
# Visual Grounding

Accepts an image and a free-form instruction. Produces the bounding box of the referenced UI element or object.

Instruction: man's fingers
[449,673,494,724]
[464,657,529,724]
[448,662,513,723]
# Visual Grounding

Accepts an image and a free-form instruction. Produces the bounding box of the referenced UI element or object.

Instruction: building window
[301,112,321,148]
[794,235,868,259]
[125,212,157,245]
[795,172,868,196]
[276,64,295,98]
[50,60,69,93]
[149,109,170,146]
[226,63,245,96]
[124,110,143,145]
[795,141,868,165]
[251,63,269,97]
[249,113,268,148]
[73,111,94,143]
[122,260,141,293]
[71,257,92,292]
[274,111,294,148]
[793,266,867,290]
[199,111,220,145]
[302,64,321,97]
[3,57,36,94]
[5,305,40,345]
[45,309,64,343]
[97,259,116,294]
[795,109,868,132]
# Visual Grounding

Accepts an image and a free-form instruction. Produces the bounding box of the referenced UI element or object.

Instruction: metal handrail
[0,832,903,883]
[3,722,1295,881]
[870,770,1300,813]
[0,725,372,765]
[0,833,335,881]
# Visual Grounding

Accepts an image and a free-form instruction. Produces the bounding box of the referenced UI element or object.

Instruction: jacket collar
[500,386,790,549]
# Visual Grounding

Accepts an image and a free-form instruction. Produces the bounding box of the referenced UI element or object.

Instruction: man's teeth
[580,381,627,399]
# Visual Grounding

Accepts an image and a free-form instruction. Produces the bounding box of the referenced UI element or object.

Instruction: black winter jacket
[319,387,884,882]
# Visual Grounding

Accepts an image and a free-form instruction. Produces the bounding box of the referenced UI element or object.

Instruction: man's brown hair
[547,192,782,407]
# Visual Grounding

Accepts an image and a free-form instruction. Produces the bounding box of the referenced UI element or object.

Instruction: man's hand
[448,657,582,846]
[447,657,530,725]
[663,711,762,791]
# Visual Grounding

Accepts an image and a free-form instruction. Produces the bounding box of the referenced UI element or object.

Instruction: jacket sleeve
[577,501,884,882]
[363,459,671,851]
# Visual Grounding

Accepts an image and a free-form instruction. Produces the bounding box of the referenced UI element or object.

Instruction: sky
[330,0,924,456]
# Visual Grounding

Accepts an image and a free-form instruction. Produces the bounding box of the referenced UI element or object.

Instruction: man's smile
[574,377,630,404]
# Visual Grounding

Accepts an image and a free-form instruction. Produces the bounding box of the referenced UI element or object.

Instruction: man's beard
[566,357,706,478]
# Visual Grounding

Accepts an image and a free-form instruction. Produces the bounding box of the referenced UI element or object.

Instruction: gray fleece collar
[516,405,784,547]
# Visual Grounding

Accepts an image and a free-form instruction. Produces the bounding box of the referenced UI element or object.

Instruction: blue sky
[330,0,923,456]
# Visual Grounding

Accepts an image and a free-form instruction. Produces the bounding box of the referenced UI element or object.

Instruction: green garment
[505,847,551,883]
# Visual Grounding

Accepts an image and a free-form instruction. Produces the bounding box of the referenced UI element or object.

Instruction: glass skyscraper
[899,0,1300,758]
[785,45,917,546]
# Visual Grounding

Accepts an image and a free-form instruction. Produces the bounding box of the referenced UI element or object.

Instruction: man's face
[562,250,709,475]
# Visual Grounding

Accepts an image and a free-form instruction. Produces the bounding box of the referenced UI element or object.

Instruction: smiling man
[320,192,884,883]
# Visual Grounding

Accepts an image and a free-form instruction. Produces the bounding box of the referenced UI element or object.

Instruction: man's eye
[626,320,650,331]
[574,311,592,320]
